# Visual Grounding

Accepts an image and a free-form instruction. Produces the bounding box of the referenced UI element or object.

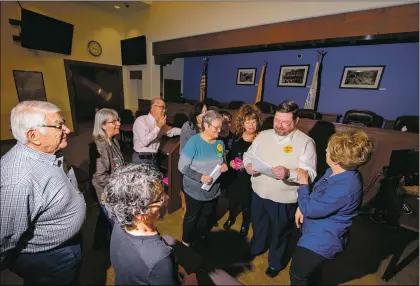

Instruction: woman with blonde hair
[290,130,373,285]
[223,104,262,237]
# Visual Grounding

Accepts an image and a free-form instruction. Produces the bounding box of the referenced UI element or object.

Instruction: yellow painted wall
[0,1,128,140]
[125,1,417,103]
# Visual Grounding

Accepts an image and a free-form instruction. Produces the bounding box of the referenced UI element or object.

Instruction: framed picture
[236,68,256,85]
[339,66,385,90]
[278,65,310,87]
[13,70,47,102]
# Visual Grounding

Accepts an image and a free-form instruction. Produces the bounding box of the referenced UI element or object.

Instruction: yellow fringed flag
[199,57,208,102]
[255,62,267,103]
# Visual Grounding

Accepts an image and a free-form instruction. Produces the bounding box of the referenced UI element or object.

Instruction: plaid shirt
[0,142,86,266]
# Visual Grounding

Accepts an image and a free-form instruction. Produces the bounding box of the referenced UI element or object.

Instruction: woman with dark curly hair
[290,130,374,285]
[105,164,196,285]
[223,104,262,237]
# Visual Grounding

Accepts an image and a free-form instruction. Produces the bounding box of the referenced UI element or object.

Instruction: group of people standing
[1,97,374,286]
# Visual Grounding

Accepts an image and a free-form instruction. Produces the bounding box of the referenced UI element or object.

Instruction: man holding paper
[243,100,317,278]
[178,110,228,248]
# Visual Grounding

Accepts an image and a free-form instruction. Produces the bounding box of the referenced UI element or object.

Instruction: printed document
[201,164,222,191]
[252,157,276,179]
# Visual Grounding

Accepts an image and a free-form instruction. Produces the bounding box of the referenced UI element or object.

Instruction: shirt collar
[17,142,58,164]
[274,129,297,143]
[324,168,358,184]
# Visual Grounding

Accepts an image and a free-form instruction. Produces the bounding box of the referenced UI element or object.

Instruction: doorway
[64,60,124,134]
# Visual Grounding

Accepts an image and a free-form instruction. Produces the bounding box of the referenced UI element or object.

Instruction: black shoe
[265,267,281,278]
[223,218,235,230]
[239,224,249,237]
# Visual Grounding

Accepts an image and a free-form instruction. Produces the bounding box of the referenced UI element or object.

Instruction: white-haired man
[0,101,86,285]
[132,98,181,167]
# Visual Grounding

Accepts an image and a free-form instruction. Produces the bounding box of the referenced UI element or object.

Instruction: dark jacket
[91,138,125,204]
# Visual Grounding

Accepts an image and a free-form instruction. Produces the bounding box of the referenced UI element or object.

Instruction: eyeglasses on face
[41,120,67,130]
[153,104,167,111]
[207,122,222,132]
[106,117,121,124]
[148,191,168,206]
[275,120,295,127]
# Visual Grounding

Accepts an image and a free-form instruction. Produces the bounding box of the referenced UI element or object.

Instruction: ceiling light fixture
[114,5,120,9]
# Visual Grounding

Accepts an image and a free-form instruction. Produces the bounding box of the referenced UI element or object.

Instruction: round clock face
[88,41,102,57]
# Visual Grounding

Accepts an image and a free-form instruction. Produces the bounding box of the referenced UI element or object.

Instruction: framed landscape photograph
[278,65,310,87]
[236,68,257,85]
[339,66,385,90]
[13,70,47,102]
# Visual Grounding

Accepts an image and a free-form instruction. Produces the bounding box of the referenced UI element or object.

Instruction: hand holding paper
[251,157,275,178]
[201,164,222,191]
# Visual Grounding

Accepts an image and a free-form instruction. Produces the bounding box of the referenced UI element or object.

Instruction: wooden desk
[296,119,419,204]
[159,136,182,213]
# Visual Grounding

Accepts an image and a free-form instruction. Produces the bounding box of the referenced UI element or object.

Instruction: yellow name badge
[283,145,293,154]
[216,143,224,157]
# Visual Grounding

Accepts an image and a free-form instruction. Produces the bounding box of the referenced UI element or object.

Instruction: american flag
[200,57,208,102]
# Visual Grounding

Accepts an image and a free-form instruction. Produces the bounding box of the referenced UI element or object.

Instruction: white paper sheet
[252,157,276,179]
[201,164,222,191]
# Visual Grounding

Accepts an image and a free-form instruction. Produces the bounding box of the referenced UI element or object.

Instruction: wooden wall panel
[153,3,419,63]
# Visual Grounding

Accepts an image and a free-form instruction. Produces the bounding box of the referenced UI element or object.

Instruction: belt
[137,152,157,160]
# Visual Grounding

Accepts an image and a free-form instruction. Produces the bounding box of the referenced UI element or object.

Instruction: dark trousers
[132,152,158,168]
[93,204,114,249]
[9,244,82,286]
[228,199,251,226]
[250,192,297,270]
[289,246,327,285]
[182,192,218,244]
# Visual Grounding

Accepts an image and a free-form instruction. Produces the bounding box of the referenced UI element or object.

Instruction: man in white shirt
[243,100,317,278]
[132,98,181,166]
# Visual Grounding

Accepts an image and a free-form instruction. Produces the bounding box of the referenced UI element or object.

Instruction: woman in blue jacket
[290,130,374,285]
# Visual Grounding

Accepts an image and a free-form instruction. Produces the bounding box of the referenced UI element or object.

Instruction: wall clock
[88,40,102,57]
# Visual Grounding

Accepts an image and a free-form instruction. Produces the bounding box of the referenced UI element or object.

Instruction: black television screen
[20,8,74,55]
[121,36,147,65]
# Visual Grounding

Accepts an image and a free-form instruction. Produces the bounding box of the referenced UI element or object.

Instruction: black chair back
[255,101,275,114]
[343,110,384,128]
[228,101,245,110]
[119,109,135,125]
[393,115,419,133]
[297,109,322,120]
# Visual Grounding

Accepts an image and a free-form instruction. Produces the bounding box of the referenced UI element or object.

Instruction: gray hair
[10,100,61,144]
[92,108,119,143]
[201,110,223,131]
[104,163,163,227]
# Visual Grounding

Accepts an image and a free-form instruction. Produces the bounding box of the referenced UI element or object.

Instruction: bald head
[150,98,166,119]
[151,98,164,107]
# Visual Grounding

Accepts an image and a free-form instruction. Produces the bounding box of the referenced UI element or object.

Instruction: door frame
[63,59,124,135]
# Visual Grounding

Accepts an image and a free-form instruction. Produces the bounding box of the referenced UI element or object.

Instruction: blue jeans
[9,244,82,285]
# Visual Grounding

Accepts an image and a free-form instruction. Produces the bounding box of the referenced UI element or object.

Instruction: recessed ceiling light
[114,5,120,9]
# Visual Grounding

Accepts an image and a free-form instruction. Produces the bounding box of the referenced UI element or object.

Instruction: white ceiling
[83,1,150,17]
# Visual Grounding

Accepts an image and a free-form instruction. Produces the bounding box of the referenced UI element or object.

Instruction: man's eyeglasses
[41,120,67,130]
[276,120,295,127]
[153,105,167,111]
[106,118,121,124]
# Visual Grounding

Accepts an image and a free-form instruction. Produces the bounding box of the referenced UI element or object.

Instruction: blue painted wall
[183,43,419,120]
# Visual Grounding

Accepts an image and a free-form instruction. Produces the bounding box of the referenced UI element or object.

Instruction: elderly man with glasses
[243,100,317,278]
[0,101,86,285]
[132,98,181,167]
